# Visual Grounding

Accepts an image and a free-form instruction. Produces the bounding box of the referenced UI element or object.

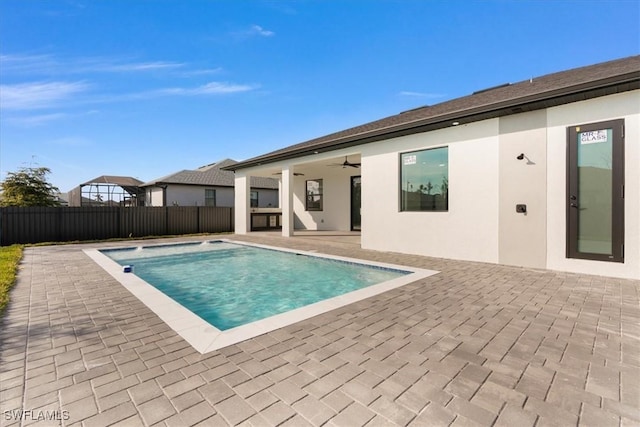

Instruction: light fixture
[517,153,525,160]
[452,121,460,126]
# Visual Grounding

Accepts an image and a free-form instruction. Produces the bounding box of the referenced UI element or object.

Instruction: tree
[0,167,61,207]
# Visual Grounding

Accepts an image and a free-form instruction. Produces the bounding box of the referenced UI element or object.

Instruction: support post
[234,173,250,234]
[281,166,294,237]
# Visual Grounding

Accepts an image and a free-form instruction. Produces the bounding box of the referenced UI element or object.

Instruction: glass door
[567,119,624,262]
[351,176,361,231]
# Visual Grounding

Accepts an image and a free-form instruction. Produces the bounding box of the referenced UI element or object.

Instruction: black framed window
[204,188,216,206]
[400,147,448,211]
[306,179,323,211]
[250,191,259,208]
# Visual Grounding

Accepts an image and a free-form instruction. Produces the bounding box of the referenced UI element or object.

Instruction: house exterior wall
[546,91,639,279]
[361,90,639,278]
[232,89,639,279]
[361,119,500,264]
[253,188,279,208]
[498,110,547,269]
[147,185,277,208]
[162,185,234,207]
[292,165,354,231]
[146,187,164,207]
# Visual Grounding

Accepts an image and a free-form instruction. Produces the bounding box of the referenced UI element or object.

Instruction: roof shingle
[142,159,279,189]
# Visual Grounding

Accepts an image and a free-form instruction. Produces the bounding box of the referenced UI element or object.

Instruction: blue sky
[1,0,638,192]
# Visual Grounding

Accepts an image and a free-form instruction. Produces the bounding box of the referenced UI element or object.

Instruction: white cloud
[250,25,275,37]
[399,91,445,99]
[195,82,257,94]
[5,110,99,127]
[4,113,70,126]
[0,54,58,74]
[231,25,275,39]
[0,81,90,110]
[156,81,257,96]
[181,67,224,77]
[77,60,185,73]
[0,54,184,75]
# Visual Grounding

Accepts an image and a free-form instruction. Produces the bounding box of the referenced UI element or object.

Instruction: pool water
[102,241,408,330]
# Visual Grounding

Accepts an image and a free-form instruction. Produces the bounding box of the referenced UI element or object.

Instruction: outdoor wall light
[517,153,525,160]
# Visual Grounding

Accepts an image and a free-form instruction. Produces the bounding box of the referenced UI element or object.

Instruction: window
[400,147,448,211]
[250,191,259,208]
[306,179,323,211]
[205,189,216,206]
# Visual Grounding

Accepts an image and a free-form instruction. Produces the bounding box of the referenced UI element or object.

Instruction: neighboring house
[68,176,145,207]
[141,159,279,208]
[224,55,640,279]
[54,192,69,206]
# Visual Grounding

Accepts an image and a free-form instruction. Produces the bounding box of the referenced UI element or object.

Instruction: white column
[234,173,250,234]
[281,166,294,237]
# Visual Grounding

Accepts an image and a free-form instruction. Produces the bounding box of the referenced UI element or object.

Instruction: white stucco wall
[546,91,639,279]
[292,164,355,231]
[254,189,279,208]
[147,184,276,208]
[361,119,501,264]
[498,110,548,269]
[145,187,164,207]
[163,185,234,207]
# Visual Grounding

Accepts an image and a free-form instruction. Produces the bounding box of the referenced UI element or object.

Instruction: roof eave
[224,71,639,171]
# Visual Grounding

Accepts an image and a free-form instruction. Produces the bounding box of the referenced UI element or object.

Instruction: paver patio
[1,233,639,426]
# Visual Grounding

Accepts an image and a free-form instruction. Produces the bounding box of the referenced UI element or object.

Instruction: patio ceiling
[240,152,362,179]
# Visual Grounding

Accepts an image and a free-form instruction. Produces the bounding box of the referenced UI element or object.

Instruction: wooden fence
[0,206,234,246]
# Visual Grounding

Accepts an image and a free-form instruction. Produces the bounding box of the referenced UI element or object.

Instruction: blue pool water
[102,241,409,330]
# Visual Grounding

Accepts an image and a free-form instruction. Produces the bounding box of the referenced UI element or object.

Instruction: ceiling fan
[328,156,361,168]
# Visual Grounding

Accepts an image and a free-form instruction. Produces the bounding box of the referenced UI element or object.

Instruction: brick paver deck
[1,234,638,426]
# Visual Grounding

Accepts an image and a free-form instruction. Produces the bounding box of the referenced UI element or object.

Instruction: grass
[0,245,23,312]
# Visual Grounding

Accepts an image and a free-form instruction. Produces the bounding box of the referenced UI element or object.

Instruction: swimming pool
[102,241,409,330]
[85,239,438,352]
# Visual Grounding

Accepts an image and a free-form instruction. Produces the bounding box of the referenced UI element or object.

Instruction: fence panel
[0,207,57,244]
[0,206,235,246]
[166,207,198,235]
[199,207,233,233]
[120,207,167,238]
[59,207,120,241]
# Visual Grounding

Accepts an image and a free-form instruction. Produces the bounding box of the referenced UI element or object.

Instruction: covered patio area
[230,150,363,237]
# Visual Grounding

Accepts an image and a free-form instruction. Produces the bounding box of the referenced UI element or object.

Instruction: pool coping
[84,239,438,353]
